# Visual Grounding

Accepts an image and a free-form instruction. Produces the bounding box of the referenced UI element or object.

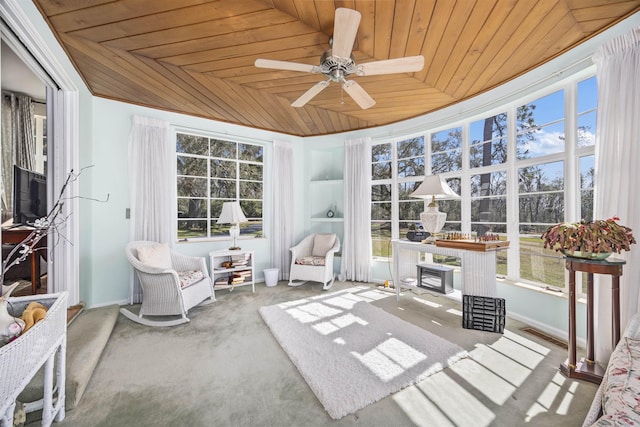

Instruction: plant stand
[0,292,67,426]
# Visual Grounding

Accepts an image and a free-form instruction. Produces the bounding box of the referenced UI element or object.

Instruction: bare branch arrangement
[0,166,109,297]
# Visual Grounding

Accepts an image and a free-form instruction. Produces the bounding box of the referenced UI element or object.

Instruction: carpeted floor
[53,280,598,427]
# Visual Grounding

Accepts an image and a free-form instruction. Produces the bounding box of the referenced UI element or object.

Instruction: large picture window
[176,132,263,240]
[370,75,597,294]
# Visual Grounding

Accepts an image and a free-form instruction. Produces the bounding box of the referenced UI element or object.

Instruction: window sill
[497,276,586,304]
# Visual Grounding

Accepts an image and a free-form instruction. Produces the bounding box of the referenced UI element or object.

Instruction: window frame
[175,130,265,242]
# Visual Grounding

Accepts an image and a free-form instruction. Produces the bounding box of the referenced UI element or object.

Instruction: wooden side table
[560,256,625,384]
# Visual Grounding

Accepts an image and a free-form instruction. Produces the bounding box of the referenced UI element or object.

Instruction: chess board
[435,239,510,252]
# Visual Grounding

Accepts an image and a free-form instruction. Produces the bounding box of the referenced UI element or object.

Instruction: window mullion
[506,104,519,280]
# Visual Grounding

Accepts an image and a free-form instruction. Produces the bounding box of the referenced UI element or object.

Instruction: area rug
[259,288,467,419]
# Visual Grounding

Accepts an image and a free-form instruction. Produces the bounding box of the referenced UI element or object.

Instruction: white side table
[209,249,255,293]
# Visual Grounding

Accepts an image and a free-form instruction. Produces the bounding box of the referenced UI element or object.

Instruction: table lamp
[410,175,459,240]
[217,201,247,250]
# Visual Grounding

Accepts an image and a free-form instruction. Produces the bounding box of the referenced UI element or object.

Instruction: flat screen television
[13,164,47,225]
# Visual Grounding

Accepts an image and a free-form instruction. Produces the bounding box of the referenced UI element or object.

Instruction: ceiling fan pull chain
[341,85,345,105]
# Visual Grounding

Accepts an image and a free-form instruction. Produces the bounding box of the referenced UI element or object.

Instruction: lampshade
[217,201,247,250]
[410,175,459,238]
[410,175,459,201]
[217,201,247,225]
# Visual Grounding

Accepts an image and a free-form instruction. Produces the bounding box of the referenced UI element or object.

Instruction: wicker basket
[0,292,67,426]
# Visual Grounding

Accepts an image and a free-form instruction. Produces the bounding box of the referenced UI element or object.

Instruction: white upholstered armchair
[288,233,340,290]
[121,241,215,327]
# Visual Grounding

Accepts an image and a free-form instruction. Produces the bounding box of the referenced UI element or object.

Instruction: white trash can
[264,268,279,287]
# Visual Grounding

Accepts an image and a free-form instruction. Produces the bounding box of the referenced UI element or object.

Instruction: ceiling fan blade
[291,80,330,107]
[342,80,375,109]
[254,58,319,73]
[357,56,425,76]
[331,8,361,59]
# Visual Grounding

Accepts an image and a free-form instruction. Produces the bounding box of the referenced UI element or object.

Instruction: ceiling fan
[254,8,425,110]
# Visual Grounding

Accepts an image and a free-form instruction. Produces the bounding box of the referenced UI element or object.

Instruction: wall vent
[521,327,568,349]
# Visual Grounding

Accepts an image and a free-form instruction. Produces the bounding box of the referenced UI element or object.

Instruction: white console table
[391,239,502,301]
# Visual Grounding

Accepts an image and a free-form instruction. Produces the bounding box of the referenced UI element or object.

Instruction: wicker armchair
[120,241,215,327]
[288,233,340,290]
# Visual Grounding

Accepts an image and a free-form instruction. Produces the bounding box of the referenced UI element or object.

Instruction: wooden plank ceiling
[33,0,640,137]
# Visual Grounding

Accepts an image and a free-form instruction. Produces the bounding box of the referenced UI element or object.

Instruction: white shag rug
[259,288,467,419]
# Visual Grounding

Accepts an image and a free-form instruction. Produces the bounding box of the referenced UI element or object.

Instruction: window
[176,132,263,240]
[370,75,597,294]
[33,114,47,174]
[371,143,392,258]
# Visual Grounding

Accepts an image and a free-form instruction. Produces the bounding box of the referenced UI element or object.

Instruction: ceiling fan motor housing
[320,49,357,82]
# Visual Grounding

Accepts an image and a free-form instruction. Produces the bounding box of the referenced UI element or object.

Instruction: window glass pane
[518,194,564,223]
[240,200,262,219]
[372,143,391,162]
[372,184,391,202]
[371,222,391,258]
[518,90,564,129]
[517,90,565,159]
[210,179,235,198]
[577,111,596,147]
[578,77,597,113]
[177,177,207,197]
[397,136,424,158]
[371,202,391,221]
[177,199,207,218]
[578,77,598,158]
[431,127,462,151]
[177,134,208,155]
[440,199,461,222]
[211,159,235,179]
[399,200,423,221]
[210,139,236,158]
[431,127,462,172]
[471,197,507,222]
[177,156,206,177]
[518,161,564,193]
[239,181,262,199]
[177,220,207,239]
[372,162,392,180]
[398,181,420,200]
[470,172,506,197]
[398,157,424,177]
[580,155,595,221]
[431,152,462,172]
[470,113,508,168]
[239,143,263,162]
[517,121,565,159]
[519,225,564,287]
[239,163,262,180]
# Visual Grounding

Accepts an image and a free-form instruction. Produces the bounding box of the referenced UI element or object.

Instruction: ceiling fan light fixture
[254,7,424,109]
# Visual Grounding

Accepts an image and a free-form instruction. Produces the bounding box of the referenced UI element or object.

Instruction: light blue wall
[84,98,302,307]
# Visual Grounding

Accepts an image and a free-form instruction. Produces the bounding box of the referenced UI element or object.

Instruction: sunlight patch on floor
[525,372,580,421]
[469,343,532,386]
[489,336,545,369]
[393,385,456,427]
[417,371,496,427]
[412,296,442,308]
[449,357,516,405]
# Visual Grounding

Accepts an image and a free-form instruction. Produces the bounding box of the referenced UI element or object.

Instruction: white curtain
[339,137,372,282]
[270,140,294,280]
[1,93,35,217]
[592,26,640,363]
[128,115,173,303]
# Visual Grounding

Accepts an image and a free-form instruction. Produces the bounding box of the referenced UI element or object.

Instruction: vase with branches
[0,167,105,345]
